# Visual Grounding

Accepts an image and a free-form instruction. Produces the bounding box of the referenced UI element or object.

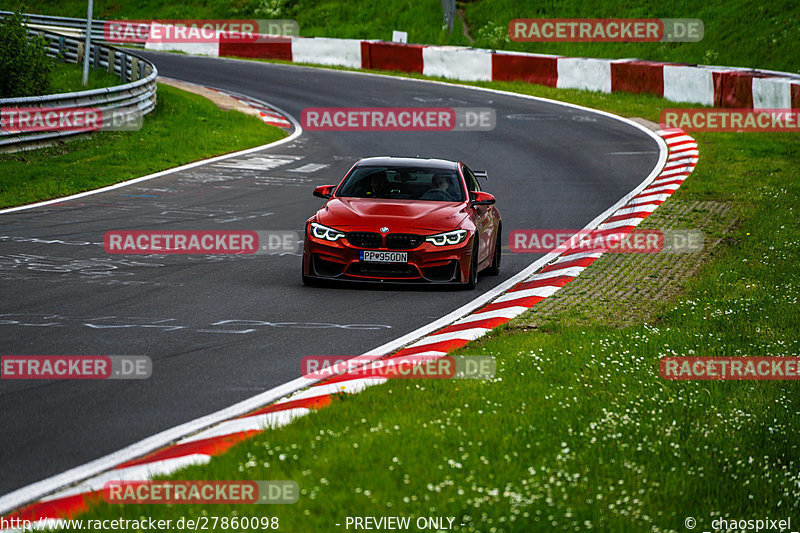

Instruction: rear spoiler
[473,170,488,180]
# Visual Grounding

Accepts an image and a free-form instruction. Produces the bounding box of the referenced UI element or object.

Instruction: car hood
[317,198,468,232]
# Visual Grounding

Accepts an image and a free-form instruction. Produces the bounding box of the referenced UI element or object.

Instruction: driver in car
[366,173,391,198]
[420,173,454,201]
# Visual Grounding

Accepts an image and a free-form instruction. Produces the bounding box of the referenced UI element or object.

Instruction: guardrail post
[58,36,66,62]
[120,53,128,82]
[107,48,115,75]
[76,41,84,64]
[92,44,100,69]
[131,57,139,81]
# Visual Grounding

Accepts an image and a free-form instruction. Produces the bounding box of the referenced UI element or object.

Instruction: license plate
[359,250,408,263]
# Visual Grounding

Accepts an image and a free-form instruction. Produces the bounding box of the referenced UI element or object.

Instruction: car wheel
[462,238,479,290]
[484,225,501,276]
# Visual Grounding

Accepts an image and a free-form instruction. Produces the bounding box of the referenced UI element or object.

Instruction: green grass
[464,0,799,74]
[5,0,467,45]
[47,59,123,93]
[0,82,286,208]
[42,63,800,531]
[7,0,798,73]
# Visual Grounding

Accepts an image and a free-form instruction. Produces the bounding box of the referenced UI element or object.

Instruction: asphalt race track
[0,52,660,495]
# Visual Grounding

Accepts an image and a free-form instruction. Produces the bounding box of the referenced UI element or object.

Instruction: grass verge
[44,63,800,532]
[0,82,286,208]
[47,60,123,93]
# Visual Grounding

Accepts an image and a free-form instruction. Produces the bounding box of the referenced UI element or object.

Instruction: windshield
[336,166,465,202]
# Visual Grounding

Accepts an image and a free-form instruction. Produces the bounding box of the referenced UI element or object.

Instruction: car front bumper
[302,234,474,284]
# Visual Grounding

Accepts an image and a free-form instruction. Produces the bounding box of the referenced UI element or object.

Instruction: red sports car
[302,157,501,288]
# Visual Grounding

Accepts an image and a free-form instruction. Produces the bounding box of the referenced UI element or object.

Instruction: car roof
[354,157,460,170]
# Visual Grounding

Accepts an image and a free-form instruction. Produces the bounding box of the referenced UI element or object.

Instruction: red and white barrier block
[146,29,800,110]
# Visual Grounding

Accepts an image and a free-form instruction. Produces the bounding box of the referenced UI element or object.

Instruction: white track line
[0,98,302,216]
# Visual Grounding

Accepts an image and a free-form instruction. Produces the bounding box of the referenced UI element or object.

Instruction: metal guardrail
[0,26,157,150]
[0,10,145,46]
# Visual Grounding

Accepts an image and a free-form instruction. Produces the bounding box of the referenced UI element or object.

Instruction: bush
[0,9,52,98]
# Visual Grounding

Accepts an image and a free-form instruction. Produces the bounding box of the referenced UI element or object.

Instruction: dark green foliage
[0,8,52,97]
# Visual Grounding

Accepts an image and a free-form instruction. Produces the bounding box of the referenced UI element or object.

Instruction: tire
[484,225,501,276]
[462,239,479,290]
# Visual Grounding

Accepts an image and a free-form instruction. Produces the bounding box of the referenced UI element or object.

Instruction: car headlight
[309,222,346,241]
[425,229,468,246]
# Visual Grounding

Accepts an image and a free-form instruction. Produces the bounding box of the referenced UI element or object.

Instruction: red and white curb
[0,128,697,528]
[224,93,293,129]
[157,76,293,131]
[198,87,292,129]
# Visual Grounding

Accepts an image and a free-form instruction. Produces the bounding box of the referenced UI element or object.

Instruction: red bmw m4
[302,157,501,288]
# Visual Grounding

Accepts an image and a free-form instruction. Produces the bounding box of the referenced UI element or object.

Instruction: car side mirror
[470,191,496,206]
[313,185,335,199]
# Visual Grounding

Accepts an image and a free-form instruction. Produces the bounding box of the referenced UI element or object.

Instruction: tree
[0,9,52,98]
